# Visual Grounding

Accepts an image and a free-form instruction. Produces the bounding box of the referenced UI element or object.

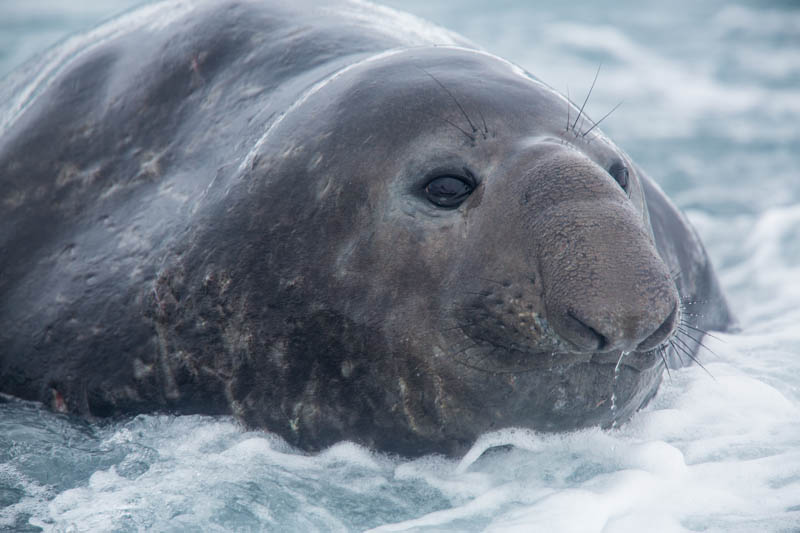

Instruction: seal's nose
[554,301,678,353]
[522,144,681,355]
[535,194,680,354]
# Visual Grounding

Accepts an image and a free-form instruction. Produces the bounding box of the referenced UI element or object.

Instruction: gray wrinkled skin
[0,0,733,456]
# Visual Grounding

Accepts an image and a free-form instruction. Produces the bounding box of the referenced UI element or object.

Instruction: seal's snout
[535,190,681,355]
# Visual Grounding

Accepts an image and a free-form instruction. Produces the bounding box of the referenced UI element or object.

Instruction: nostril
[637,303,678,351]
[561,310,606,352]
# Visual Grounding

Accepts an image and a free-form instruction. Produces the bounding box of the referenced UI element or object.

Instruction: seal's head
[230,47,679,455]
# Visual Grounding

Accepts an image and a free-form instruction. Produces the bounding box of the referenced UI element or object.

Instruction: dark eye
[425,175,474,208]
[608,161,629,192]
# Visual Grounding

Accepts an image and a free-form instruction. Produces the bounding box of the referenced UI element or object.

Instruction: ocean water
[1,0,799,531]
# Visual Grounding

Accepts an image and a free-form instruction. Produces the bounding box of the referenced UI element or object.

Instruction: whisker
[571,63,602,134]
[671,334,715,378]
[669,339,687,366]
[670,331,695,355]
[566,85,571,132]
[679,320,725,342]
[671,338,699,367]
[476,106,489,137]
[658,345,672,379]
[581,100,623,137]
[676,326,721,359]
[438,116,476,142]
[417,66,478,134]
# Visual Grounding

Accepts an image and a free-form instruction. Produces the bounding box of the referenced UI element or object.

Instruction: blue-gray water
[1,1,799,531]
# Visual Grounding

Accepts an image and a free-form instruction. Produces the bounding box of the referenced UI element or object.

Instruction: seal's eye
[425,176,473,208]
[608,161,629,192]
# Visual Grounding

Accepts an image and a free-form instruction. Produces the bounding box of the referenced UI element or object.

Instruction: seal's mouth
[589,347,665,372]
[448,341,665,375]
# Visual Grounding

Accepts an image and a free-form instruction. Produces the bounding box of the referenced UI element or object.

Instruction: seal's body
[0,0,732,456]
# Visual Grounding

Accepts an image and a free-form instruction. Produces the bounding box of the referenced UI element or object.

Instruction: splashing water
[608,351,629,429]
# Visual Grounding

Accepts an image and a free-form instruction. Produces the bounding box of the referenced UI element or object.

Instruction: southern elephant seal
[0,0,733,456]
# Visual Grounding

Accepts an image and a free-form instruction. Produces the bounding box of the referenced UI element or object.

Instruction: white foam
[9,339,795,532]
